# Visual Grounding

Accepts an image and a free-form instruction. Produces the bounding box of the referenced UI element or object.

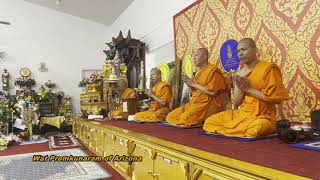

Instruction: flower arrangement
[20,100,37,140]
[14,77,36,87]
[56,91,64,98]
[0,138,8,150]
[38,85,49,100]
[6,133,21,144]
[0,131,8,150]
[0,95,9,104]
[89,72,102,84]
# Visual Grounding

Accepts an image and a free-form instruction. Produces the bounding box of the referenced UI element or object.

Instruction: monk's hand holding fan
[145,89,154,98]
[234,75,250,92]
[182,75,195,88]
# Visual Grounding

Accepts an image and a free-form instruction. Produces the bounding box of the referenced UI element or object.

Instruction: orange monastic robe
[134,81,172,122]
[121,88,135,99]
[108,88,135,118]
[203,61,289,137]
[166,64,226,126]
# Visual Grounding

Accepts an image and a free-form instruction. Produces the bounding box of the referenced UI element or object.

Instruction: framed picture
[81,69,102,80]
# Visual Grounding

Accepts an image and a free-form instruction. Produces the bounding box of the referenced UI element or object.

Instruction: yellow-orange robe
[203,61,289,137]
[166,64,226,126]
[134,81,172,122]
[108,88,135,118]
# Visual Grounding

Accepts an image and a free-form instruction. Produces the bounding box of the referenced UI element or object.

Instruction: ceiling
[24,0,134,25]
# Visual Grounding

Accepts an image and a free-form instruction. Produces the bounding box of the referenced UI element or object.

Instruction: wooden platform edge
[74,118,311,180]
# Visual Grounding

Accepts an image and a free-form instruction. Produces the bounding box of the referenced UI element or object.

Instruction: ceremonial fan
[219,39,240,112]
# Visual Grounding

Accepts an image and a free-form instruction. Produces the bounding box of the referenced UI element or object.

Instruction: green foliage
[14,77,36,87]
[78,79,88,88]
[0,95,14,123]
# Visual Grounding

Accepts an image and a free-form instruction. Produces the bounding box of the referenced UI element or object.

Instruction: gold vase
[120,63,127,78]
[86,84,92,92]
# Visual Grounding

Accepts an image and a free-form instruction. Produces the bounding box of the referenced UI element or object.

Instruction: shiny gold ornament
[120,63,127,78]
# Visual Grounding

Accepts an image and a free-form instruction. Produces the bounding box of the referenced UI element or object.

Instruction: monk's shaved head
[197,48,209,58]
[237,38,258,65]
[239,38,257,49]
[151,67,162,84]
[193,47,209,68]
[151,68,162,76]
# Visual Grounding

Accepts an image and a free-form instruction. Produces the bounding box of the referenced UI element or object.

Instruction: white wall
[0,0,109,114]
[107,0,196,85]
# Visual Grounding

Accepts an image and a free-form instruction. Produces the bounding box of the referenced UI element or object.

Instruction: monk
[166,48,227,126]
[203,38,289,137]
[108,78,135,118]
[134,68,172,122]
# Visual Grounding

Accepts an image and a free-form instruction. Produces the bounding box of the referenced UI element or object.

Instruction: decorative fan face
[182,54,194,78]
[157,63,169,82]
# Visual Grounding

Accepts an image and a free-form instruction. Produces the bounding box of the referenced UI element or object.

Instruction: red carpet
[103,120,320,179]
[0,142,124,180]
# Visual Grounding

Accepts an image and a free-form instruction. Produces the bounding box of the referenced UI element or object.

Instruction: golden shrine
[80,31,147,118]
[80,59,123,117]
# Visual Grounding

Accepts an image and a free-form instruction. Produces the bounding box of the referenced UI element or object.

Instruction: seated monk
[165,48,227,126]
[203,38,289,137]
[108,78,135,118]
[134,68,172,122]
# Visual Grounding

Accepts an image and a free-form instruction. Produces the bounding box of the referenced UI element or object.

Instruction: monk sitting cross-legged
[203,38,289,137]
[134,68,172,122]
[108,78,135,119]
[165,48,227,126]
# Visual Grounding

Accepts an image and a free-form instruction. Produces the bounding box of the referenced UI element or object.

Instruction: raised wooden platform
[73,118,317,180]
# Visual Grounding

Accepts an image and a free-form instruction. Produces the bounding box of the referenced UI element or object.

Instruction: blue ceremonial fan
[220,39,240,73]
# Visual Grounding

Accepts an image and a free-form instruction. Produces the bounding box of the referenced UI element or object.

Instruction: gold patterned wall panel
[174,0,320,122]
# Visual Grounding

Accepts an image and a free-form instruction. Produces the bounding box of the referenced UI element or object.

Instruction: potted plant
[0,95,14,135]
[20,100,36,141]
[78,78,89,92]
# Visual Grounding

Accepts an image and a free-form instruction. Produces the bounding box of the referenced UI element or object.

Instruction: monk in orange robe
[165,48,227,126]
[134,68,172,122]
[108,78,135,118]
[203,38,289,137]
